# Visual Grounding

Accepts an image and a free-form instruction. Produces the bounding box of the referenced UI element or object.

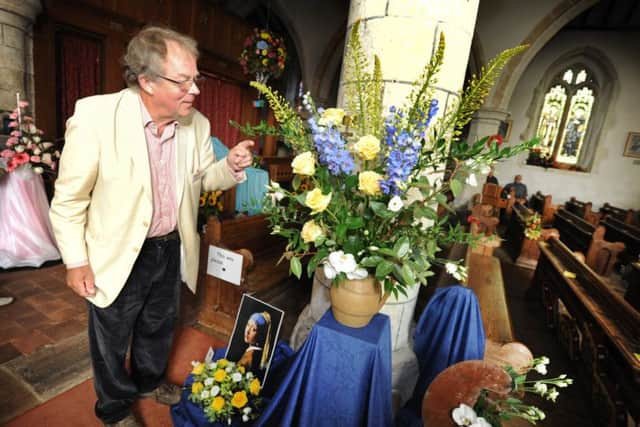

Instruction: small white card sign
[206,245,243,285]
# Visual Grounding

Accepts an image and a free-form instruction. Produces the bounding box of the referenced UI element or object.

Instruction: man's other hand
[66,265,97,298]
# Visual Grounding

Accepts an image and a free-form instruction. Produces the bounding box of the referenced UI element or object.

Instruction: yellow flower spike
[213,369,226,382]
[191,382,204,394]
[249,378,261,396]
[211,396,225,412]
[191,362,205,375]
[231,390,248,408]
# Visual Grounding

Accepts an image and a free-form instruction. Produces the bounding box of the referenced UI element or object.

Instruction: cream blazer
[49,88,240,308]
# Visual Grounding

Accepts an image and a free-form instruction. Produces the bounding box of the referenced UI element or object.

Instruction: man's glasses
[157,74,205,91]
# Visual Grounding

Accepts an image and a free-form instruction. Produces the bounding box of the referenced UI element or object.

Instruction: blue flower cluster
[308,117,355,176]
[380,100,439,195]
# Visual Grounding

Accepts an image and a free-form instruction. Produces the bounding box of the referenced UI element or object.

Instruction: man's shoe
[103,414,142,427]
[0,297,14,307]
[140,383,182,406]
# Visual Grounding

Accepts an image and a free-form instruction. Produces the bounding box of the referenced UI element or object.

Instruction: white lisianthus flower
[33,166,44,174]
[534,363,547,375]
[242,415,250,422]
[451,403,478,426]
[204,378,214,386]
[201,390,210,399]
[328,250,358,274]
[387,196,403,212]
[466,173,478,187]
[470,418,492,427]
[539,356,550,365]
[546,388,559,402]
[232,372,243,382]
[243,407,252,414]
[445,262,458,276]
[445,263,467,281]
[323,262,337,280]
[346,267,368,280]
[534,382,547,394]
[291,151,316,176]
[211,385,220,396]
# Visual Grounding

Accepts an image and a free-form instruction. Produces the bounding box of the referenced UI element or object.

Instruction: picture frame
[623,132,640,159]
[498,119,513,141]
[225,294,284,385]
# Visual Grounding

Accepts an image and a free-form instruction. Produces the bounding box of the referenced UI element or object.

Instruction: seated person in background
[502,174,528,203]
[485,167,499,185]
[238,312,272,377]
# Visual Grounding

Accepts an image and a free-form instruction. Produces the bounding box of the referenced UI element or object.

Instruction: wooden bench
[528,191,556,225]
[504,203,560,269]
[196,215,289,338]
[531,238,640,426]
[553,208,595,253]
[599,202,636,226]
[625,262,640,311]
[601,215,640,266]
[565,197,600,226]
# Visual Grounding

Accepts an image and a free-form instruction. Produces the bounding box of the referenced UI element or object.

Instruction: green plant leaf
[290,256,302,279]
[450,179,463,197]
[375,260,394,278]
[393,236,410,258]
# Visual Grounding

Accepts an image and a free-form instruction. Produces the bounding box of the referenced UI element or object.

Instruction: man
[485,167,499,185]
[49,26,253,427]
[503,174,528,201]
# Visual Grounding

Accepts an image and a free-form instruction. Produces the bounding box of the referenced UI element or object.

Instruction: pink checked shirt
[140,99,178,238]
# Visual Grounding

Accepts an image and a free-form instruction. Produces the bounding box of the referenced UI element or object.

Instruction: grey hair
[123,25,199,88]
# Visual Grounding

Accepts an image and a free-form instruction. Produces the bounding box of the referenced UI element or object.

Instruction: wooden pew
[196,215,289,338]
[532,238,640,426]
[504,203,559,269]
[553,208,595,254]
[481,182,508,210]
[599,202,636,226]
[625,262,640,311]
[528,191,556,225]
[565,197,600,226]
[601,215,640,266]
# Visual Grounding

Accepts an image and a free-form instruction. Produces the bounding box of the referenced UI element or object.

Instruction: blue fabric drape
[211,137,268,214]
[255,309,393,427]
[403,285,486,418]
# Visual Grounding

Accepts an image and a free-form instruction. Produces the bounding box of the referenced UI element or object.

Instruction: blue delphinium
[308,117,355,175]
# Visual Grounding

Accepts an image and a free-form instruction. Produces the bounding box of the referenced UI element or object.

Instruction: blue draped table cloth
[255,309,393,427]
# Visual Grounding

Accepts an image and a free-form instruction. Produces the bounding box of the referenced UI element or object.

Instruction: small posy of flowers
[198,190,224,230]
[524,213,542,241]
[0,100,59,175]
[239,28,287,84]
[189,358,262,425]
[453,356,573,426]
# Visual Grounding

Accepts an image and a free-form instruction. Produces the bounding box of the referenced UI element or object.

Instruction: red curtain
[194,74,243,148]
[57,32,101,138]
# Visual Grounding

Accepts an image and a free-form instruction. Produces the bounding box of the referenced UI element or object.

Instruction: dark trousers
[88,235,181,423]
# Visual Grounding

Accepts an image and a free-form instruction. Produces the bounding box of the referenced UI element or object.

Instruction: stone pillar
[338,0,480,410]
[0,0,42,112]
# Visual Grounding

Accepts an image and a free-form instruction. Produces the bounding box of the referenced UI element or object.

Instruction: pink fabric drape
[0,167,60,268]
[58,32,101,137]
[194,74,243,148]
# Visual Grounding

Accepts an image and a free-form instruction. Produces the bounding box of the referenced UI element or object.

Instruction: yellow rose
[358,171,383,196]
[191,382,204,394]
[291,151,316,176]
[249,378,261,396]
[354,135,381,160]
[211,396,225,412]
[237,366,245,374]
[213,369,226,382]
[301,220,323,243]
[318,108,345,126]
[231,390,248,408]
[260,32,270,39]
[191,362,205,375]
[305,188,332,214]
[217,359,228,368]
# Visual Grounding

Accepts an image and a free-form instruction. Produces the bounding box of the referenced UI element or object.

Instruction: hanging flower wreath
[239,28,287,84]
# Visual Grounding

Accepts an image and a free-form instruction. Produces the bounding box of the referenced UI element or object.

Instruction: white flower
[546,388,559,402]
[403,187,424,206]
[242,415,249,422]
[33,136,41,143]
[225,366,232,372]
[243,407,252,414]
[14,145,25,153]
[204,378,214,386]
[201,390,210,399]
[534,363,547,375]
[269,180,281,189]
[471,418,492,427]
[327,251,358,274]
[387,196,403,212]
[466,173,478,187]
[323,262,337,280]
[211,385,220,396]
[33,148,42,155]
[534,382,547,394]
[445,263,468,281]
[33,167,44,174]
[232,372,243,382]
[452,403,478,426]
[245,372,254,380]
[41,153,52,164]
[346,267,368,280]
[413,217,434,231]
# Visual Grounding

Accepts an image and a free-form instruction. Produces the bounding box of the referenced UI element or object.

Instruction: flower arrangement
[251,22,536,296]
[524,213,542,240]
[452,356,573,426]
[0,98,59,176]
[198,190,224,231]
[239,28,287,84]
[188,358,262,424]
